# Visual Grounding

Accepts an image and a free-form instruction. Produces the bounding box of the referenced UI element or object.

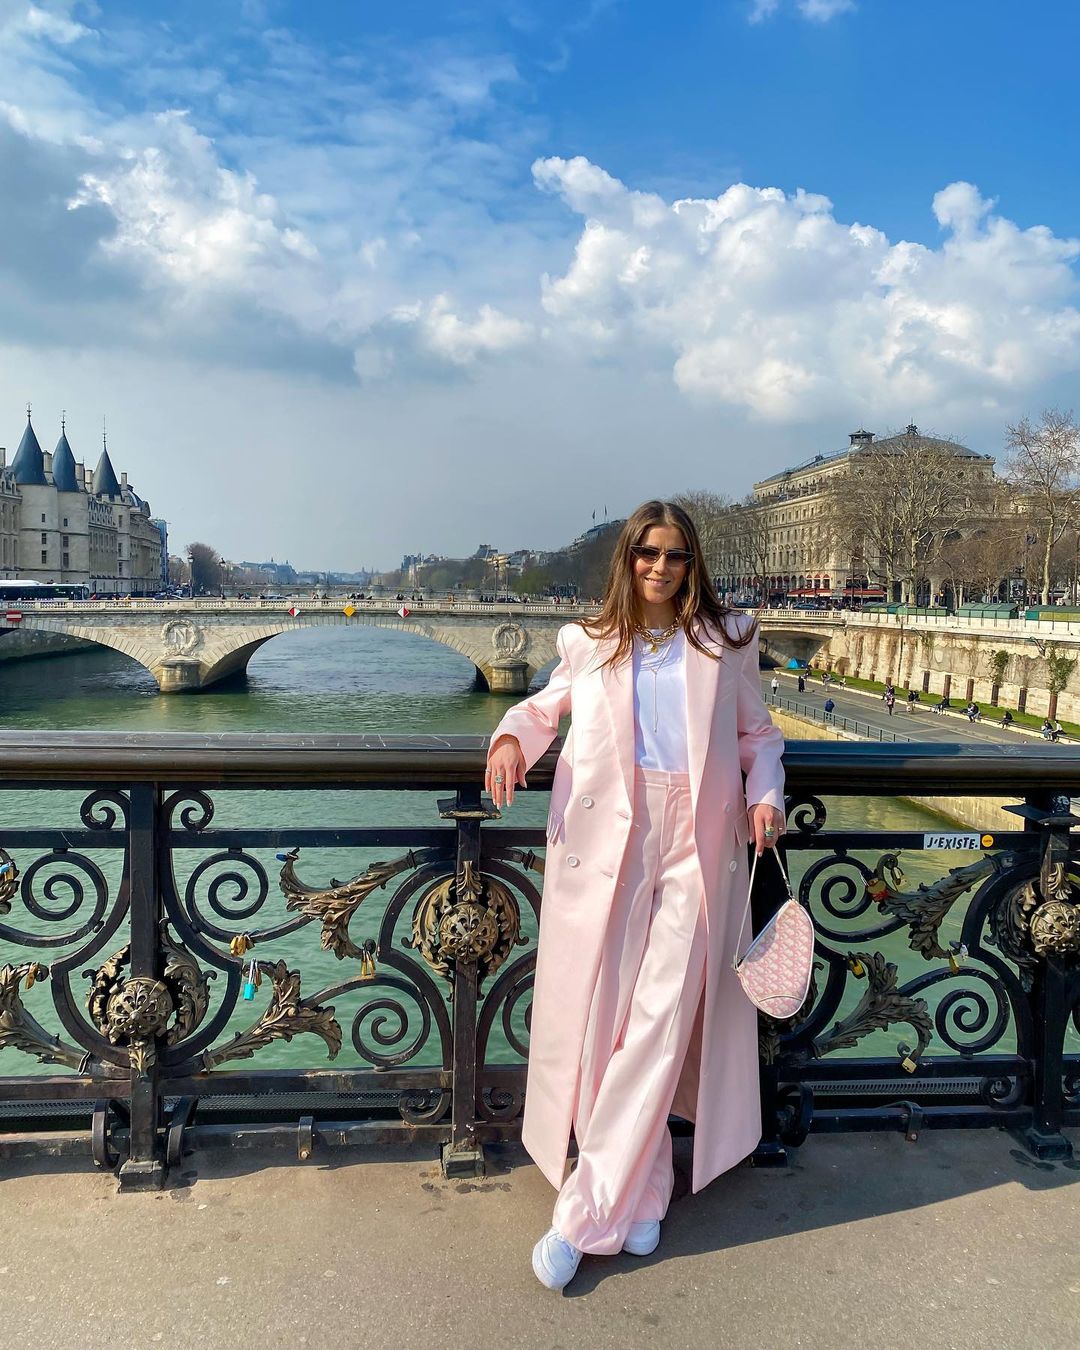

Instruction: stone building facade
[717,425,997,603]
[0,413,164,595]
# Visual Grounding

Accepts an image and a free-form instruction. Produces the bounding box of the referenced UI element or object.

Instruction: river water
[0,631,1031,1073]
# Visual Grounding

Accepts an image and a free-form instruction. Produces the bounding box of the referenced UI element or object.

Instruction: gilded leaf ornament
[814,950,933,1067]
[202,959,341,1069]
[868,850,1010,960]
[0,962,90,1070]
[279,847,419,960]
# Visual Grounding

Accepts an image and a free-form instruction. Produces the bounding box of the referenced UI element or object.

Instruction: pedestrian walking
[770,674,780,701]
[485,500,785,1292]
[884,690,896,716]
[797,674,806,693]
[823,696,835,720]
[907,689,918,712]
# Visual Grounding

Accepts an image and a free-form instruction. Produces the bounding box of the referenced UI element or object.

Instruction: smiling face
[631,523,691,621]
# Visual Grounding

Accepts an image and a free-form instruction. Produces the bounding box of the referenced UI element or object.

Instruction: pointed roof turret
[92,447,121,498]
[51,418,80,492]
[92,420,122,498]
[11,408,47,485]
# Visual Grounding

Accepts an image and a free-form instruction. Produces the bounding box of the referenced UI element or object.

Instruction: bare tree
[937,515,1025,605]
[725,496,770,602]
[670,490,732,576]
[826,428,991,603]
[1004,410,1080,604]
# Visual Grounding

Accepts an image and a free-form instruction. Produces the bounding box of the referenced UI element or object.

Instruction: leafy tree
[513,566,556,596]
[186,541,222,595]
[1042,642,1077,719]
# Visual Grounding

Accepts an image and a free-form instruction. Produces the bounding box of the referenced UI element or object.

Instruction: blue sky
[1,0,1078,567]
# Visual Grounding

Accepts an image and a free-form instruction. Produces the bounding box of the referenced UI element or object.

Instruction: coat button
[581,796,594,808]
[728,860,738,872]
[567,855,580,868]
[724,802,733,814]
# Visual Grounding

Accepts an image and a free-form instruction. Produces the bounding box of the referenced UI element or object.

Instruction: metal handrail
[0,733,1076,1187]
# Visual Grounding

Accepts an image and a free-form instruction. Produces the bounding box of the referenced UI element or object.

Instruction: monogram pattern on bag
[736,900,815,1020]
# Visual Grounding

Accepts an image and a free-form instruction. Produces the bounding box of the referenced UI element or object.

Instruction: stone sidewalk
[1,1128,1077,1350]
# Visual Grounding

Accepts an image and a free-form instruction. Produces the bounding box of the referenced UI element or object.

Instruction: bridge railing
[7,598,600,617]
[0,733,1076,1188]
[751,606,1080,637]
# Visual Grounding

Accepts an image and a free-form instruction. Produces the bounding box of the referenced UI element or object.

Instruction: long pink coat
[489,616,786,1194]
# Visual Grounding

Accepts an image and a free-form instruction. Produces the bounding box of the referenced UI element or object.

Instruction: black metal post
[751,837,792,1168]
[1023,793,1075,1160]
[441,784,487,1178]
[118,782,166,1190]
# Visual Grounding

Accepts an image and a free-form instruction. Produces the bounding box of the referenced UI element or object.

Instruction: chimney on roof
[121,471,128,487]
[849,429,875,447]
[0,449,5,468]
[43,450,53,475]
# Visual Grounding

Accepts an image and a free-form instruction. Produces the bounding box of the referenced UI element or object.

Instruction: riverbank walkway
[761,668,1080,749]
[3,1128,1076,1349]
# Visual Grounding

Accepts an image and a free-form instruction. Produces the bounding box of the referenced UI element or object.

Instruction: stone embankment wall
[0,630,94,663]
[771,708,1019,834]
[813,626,1080,722]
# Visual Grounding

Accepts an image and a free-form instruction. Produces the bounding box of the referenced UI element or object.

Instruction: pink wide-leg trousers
[552,767,707,1255]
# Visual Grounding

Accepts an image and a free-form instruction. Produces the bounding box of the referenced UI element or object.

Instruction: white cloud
[68,111,320,287]
[416,295,532,364]
[797,0,856,20]
[534,157,1080,422]
[749,0,855,22]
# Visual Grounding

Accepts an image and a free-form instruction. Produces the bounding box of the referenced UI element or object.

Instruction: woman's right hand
[485,734,527,809]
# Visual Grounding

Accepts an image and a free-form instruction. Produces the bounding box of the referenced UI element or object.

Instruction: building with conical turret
[0,410,165,594]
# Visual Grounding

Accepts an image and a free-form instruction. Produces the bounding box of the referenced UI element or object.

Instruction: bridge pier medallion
[487,661,529,695]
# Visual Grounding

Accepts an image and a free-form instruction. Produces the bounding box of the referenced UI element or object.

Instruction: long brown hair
[578,500,756,667]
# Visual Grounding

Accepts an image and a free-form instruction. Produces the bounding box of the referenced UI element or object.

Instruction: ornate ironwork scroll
[989,856,1080,989]
[0,848,18,913]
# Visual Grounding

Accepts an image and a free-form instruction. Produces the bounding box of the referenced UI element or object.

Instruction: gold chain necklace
[632,617,681,653]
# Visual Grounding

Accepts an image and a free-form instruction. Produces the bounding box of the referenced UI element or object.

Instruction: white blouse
[632,628,689,772]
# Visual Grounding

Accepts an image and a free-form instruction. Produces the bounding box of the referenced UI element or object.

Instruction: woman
[485,500,786,1291]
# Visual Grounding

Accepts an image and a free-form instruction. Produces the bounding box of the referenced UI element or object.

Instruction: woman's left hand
[748,803,786,855]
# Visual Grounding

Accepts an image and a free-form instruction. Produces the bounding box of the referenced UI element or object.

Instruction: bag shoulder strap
[733,846,796,969]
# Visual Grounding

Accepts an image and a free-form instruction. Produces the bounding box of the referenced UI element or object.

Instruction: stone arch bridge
[0,598,850,694]
[0,599,588,694]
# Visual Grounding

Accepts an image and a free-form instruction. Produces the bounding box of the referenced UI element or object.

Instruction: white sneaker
[622,1220,661,1256]
[532,1227,583,1290]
